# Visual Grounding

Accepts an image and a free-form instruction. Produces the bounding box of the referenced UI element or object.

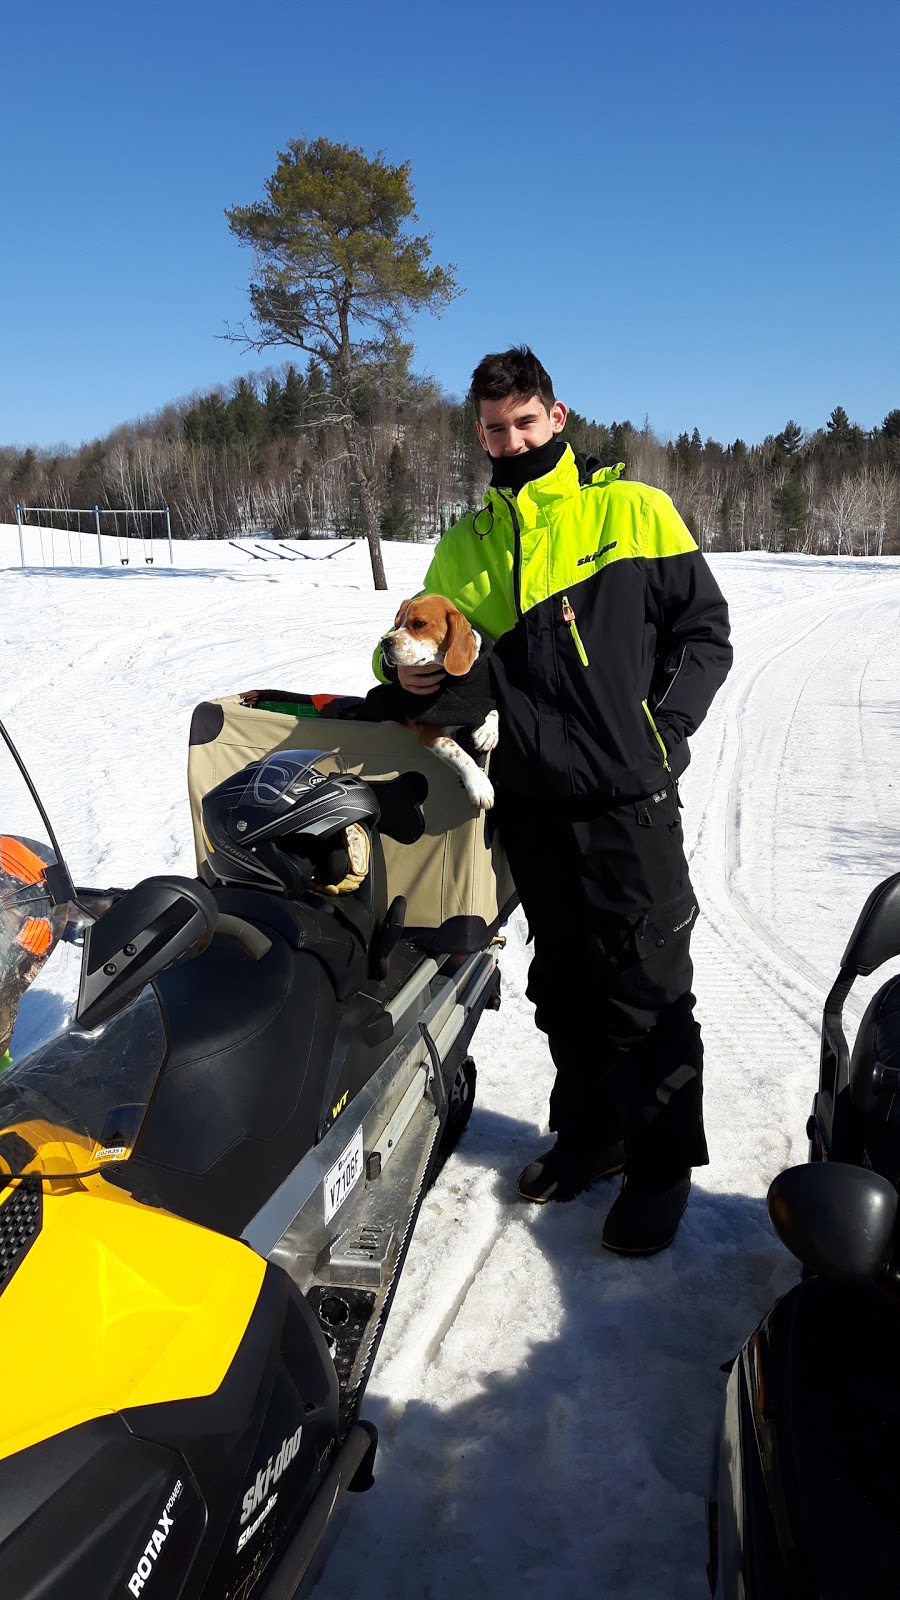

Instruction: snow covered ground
[3,527,900,1597]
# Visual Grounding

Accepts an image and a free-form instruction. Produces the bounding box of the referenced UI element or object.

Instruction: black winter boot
[601,1172,691,1255]
[517,1138,626,1203]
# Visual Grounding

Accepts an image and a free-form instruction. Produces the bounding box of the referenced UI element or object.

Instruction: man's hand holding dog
[397,662,446,695]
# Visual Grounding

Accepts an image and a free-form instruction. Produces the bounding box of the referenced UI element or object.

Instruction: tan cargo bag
[187,695,517,954]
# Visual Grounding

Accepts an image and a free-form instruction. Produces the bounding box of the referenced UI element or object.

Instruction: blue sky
[4,0,898,450]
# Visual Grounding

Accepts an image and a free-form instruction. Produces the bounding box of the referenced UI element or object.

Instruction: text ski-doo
[0,720,505,1599]
[710,870,900,1599]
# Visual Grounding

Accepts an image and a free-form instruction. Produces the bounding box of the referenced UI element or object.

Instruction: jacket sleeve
[644,494,733,778]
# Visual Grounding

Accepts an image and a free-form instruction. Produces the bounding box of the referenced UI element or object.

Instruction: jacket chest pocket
[559,594,589,666]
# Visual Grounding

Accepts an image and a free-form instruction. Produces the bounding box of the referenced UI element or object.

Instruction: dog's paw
[462,768,495,811]
[471,709,499,752]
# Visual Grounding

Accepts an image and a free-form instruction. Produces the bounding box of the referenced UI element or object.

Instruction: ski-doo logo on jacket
[240,1425,303,1524]
[126,1479,183,1595]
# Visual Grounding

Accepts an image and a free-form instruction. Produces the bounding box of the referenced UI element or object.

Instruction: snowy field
[3,526,900,1598]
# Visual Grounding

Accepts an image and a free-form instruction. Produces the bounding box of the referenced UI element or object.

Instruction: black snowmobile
[709,870,900,1599]
[0,720,504,1600]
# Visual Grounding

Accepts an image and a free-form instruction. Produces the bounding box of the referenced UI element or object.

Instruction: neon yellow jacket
[375,447,732,802]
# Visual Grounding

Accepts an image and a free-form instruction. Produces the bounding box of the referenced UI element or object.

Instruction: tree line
[4,372,899,558]
[0,356,481,546]
[570,404,900,557]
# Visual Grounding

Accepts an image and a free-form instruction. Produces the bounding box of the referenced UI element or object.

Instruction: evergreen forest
[4,364,899,557]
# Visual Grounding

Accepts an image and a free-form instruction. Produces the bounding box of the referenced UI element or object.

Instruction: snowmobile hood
[0,1181,266,1461]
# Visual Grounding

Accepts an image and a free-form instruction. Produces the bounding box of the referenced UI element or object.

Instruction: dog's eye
[410,618,426,630]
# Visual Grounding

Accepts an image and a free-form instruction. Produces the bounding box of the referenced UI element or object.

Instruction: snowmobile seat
[109,918,341,1237]
[211,883,369,1001]
[771,1276,900,1599]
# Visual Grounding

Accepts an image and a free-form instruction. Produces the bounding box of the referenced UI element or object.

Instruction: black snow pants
[495,782,708,1182]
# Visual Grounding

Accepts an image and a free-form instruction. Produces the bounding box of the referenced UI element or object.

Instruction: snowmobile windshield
[0,719,168,1181]
[0,986,167,1181]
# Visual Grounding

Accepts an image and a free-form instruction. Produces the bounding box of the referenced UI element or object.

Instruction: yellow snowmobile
[0,719,504,1599]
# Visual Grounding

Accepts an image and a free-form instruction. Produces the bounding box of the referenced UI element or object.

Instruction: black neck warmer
[489,435,567,495]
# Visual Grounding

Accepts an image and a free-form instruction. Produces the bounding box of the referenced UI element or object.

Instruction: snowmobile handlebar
[76,875,218,1031]
[215,913,272,960]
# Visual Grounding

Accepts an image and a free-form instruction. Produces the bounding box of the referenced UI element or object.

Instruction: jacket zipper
[497,492,523,620]
[561,595,589,666]
[642,699,672,772]
[654,645,686,708]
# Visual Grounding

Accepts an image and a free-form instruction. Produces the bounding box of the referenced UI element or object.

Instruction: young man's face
[476,393,568,457]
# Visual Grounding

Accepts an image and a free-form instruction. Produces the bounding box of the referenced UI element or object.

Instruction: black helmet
[201,750,380,895]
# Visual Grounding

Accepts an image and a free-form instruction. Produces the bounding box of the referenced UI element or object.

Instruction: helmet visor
[230,749,333,844]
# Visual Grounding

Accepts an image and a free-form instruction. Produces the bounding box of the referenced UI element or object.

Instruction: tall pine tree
[226,137,458,588]
[380,442,415,540]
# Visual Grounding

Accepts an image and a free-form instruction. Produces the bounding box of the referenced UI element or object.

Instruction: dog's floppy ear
[443,604,478,676]
[393,599,412,629]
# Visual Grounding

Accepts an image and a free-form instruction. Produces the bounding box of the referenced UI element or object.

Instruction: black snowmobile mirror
[840,871,900,977]
[768,1163,898,1283]
[76,875,218,1031]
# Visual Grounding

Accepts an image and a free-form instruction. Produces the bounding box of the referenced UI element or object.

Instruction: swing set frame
[14,504,174,567]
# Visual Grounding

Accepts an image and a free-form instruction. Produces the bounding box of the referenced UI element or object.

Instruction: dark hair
[469,345,555,416]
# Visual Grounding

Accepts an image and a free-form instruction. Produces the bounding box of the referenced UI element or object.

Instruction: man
[375,347,732,1255]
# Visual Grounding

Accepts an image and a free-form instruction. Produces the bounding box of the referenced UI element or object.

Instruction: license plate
[323,1126,364,1223]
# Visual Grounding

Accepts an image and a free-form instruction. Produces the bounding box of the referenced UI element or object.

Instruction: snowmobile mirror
[840,871,900,977]
[768,1163,898,1283]
[76,875,218,1031]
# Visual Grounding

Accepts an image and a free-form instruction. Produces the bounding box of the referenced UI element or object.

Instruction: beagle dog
[380,595,499,811]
